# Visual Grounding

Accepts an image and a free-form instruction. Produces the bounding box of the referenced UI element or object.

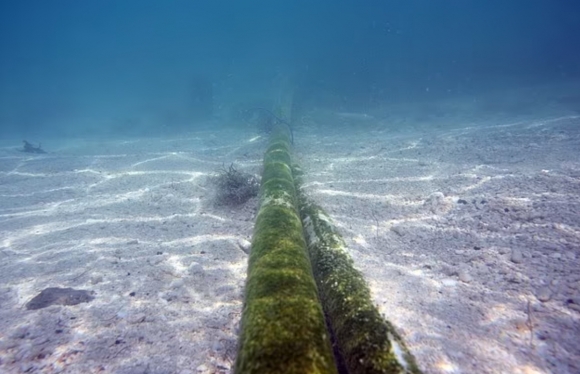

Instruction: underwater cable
[294,165,422,374]
[248,107,294,144]
[234,123,336,374]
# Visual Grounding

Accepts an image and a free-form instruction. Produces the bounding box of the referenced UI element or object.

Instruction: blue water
[1,0,579,139]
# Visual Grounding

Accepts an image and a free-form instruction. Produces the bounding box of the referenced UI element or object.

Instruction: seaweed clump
[213,164,260,206]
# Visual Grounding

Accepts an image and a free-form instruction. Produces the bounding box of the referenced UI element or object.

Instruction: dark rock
[26,287,95,310]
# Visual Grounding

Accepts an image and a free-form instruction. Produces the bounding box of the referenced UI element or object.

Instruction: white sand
[0,130,261,374]
[1,93,579,373]
[298,113,580,374]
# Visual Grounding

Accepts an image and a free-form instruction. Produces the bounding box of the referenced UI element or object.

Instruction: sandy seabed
[1,98,579,373]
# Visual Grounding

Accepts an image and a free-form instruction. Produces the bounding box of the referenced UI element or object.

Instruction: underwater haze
[2,1,580,373]
[1,0,579,138]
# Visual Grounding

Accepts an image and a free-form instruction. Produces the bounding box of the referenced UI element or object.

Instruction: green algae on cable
[295,180,422,374]
[235,125,337,374]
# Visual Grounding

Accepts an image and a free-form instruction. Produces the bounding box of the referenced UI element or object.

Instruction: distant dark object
[213,164,260,206]
[26,287,95,310]
[457,199,468,205]
[21,140,46,154]
[189,75,213,120]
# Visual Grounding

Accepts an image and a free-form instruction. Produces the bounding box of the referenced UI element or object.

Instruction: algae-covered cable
[294,165,422,374]
[234,125,337,374]
[248,107,294,144]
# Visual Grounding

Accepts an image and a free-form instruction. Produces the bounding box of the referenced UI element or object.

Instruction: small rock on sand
[237,238,251,254]
[536,287,552,302]
[442,278,458,287]
[189,263,204,275]
[458,269,472,283]
[510,248,523,263]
